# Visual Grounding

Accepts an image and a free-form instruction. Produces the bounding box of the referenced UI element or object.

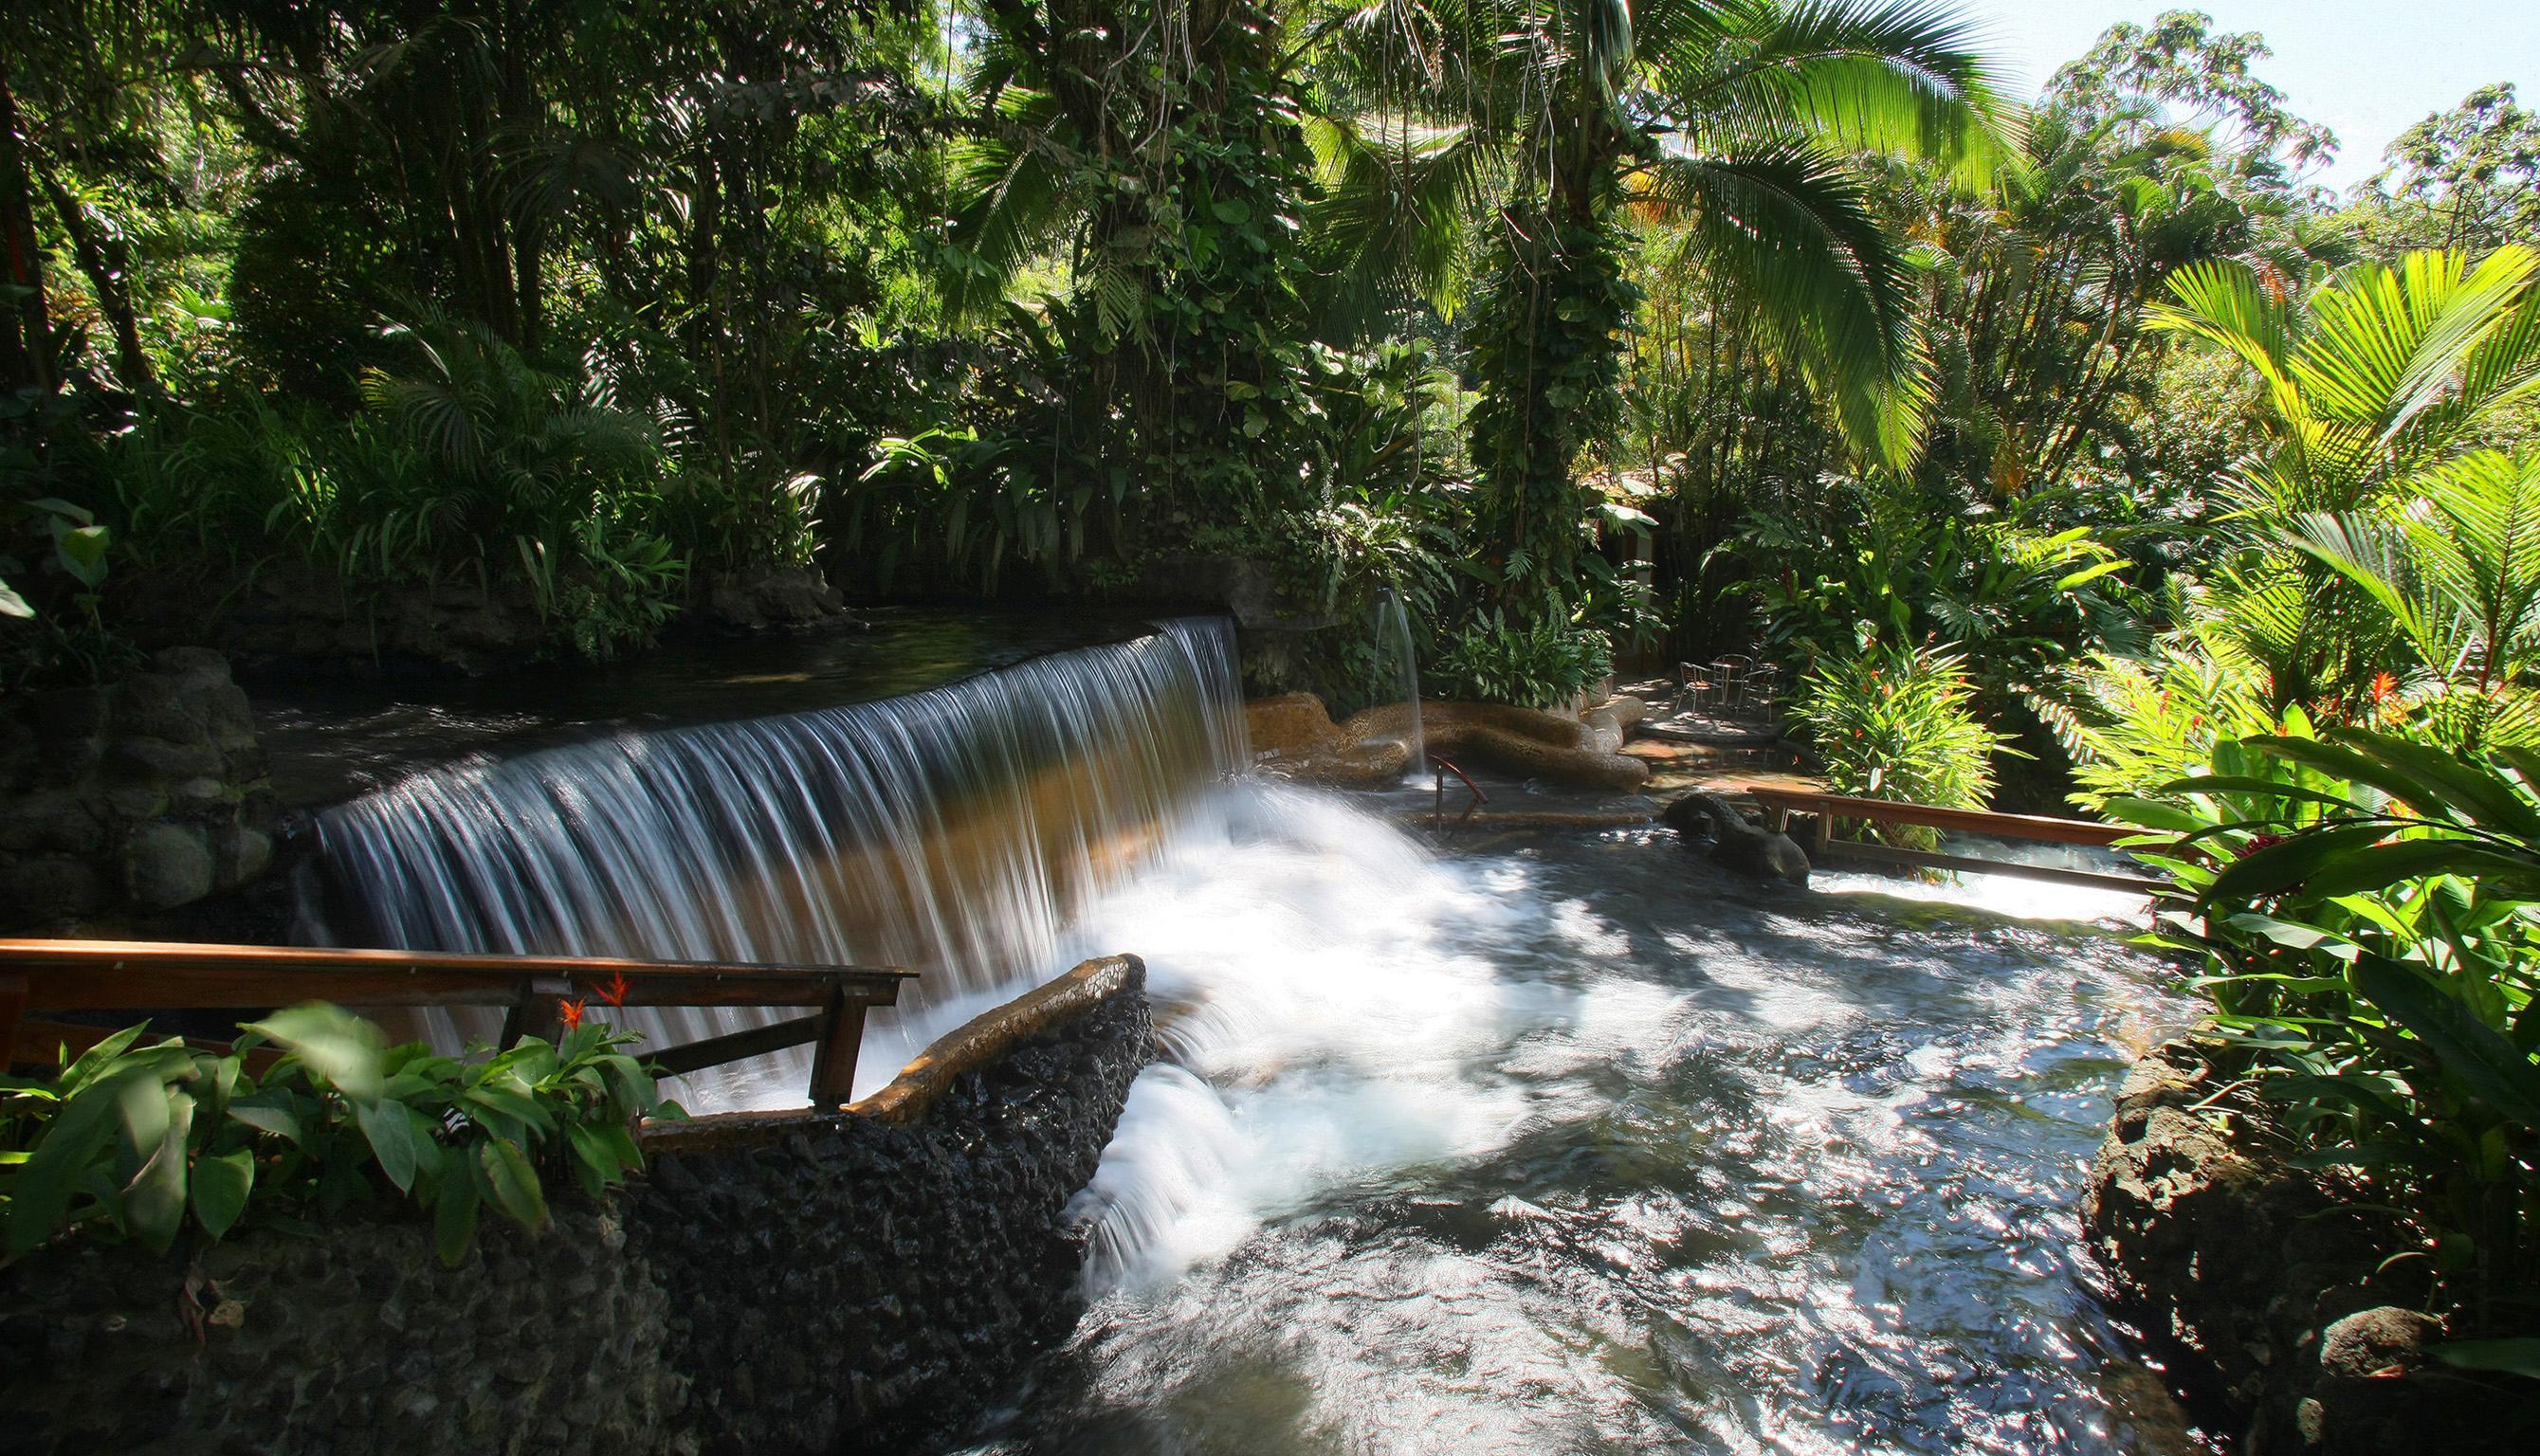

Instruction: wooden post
[1810,811,1832,859]
[503,975,571,1046]
[807,988,868,1107]
[0,972,25,1072]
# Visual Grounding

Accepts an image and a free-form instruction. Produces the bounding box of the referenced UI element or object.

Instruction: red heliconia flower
[557,997,588,1031]
[2370,670,2398,705]
[594,969,632,1009]
[2235,832,2288,859]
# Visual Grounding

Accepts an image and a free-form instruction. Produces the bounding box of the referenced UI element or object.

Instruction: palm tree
[1307,0,2017,606]
[2149,245,2540,714]
[2291,449,2540,746]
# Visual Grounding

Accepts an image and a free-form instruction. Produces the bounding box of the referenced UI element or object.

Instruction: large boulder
[1340,700,1650,792]
[1662,792,1810,885]
[1244,693,1412,787]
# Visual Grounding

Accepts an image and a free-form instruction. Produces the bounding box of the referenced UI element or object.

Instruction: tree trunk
[39,171,157,396]
[0,64,54,395]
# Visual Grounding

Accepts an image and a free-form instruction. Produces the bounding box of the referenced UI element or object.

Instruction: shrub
[1795,646,2013,847]
[2113,727,2540,1357]
[1434,609,1612,710]
[0,1005,679,1268]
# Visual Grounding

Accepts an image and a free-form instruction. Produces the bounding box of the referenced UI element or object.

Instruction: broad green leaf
[122,1090,195,1254]
[52,525,109,589]
[434,1164,481,1267]
[192,1150,255,1238]
[2431,1338,2540,1378]
[355,1098,419,1192]
[2157,775,2370,813]
[56,1024,156,1094]
[2307,841,2540,899]
[2102,795,2202,833]
[2205,824,2396,902]
[6,1069,146,1255]
[564,1122,613,1199]
[2351,956,2540,1126]
[242,1005,383,1102]
[477,1138,548,1230]
[227,1097,305,1145]
[2220,912,2351,952]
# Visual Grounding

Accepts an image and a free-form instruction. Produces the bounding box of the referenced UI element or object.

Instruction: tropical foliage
[2114,728,2540,1360]
[1,1004,676,1267]
[1792,646,2011,846]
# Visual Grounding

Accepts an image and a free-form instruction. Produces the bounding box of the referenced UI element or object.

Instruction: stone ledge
[638,953,1147,1152]
[850,953,1142,1124]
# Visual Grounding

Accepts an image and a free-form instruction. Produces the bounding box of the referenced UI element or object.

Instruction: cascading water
[1373,589,1427,776]
[301,618,1248,1104]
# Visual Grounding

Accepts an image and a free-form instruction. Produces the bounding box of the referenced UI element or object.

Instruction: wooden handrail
[1745,788,2137,847]
[0,938,915,1106]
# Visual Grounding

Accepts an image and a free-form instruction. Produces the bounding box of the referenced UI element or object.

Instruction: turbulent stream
[285,618,2207,1455]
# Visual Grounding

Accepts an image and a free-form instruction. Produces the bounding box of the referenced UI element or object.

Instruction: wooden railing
[1744,787,2162,895]
[0,939,915,1105]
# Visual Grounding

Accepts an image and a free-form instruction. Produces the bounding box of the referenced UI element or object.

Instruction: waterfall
[302,618,1248,1106]
[1373,590,1425,776]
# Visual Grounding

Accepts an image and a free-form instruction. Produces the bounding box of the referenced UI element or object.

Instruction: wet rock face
[2082,1041,2516,1454]
[0,963,1154,1456]
[0,1208,685,1456]
[691,567,850,633]
[0,646,277,928]
[628,974,1155,1455]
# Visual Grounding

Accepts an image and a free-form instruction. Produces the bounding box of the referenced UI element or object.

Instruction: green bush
[1,1005,679,1269]
[1795,646,2013,847]
[2113,727,2540,1363]
[1434,610,1612,710]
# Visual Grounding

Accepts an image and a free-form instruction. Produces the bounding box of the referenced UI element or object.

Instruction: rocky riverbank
[0,646,277,930]
[2081,1040,2520,1454]
[1246,691,1651,791]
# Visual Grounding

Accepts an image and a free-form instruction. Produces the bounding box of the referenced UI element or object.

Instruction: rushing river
[287,617,2207,1454]
[961,784,2204,1455]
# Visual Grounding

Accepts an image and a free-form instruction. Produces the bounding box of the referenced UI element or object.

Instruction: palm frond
[1648,144,1930,464]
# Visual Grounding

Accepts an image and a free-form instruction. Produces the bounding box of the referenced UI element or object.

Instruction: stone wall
[0,646,276,930]
[116,564,850,680]
[0,955,1154,1456]
[2082,1040,2519,1454]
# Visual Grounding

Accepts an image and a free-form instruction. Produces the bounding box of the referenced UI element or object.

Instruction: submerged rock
[1663,792,1810,886]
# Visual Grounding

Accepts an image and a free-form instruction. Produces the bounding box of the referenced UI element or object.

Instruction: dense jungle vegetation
[4,0,2540,1383]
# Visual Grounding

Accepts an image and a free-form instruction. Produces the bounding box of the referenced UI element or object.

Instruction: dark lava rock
[1664,791,1810,886]
[2082,1041,2525,1454]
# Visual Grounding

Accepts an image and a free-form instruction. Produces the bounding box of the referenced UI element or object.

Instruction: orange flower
[594,969,632,1009]
[2370,670,2397,704]
[557,997,588,1031]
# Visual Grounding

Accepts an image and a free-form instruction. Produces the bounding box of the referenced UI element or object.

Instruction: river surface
[955,784,2207,1455]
